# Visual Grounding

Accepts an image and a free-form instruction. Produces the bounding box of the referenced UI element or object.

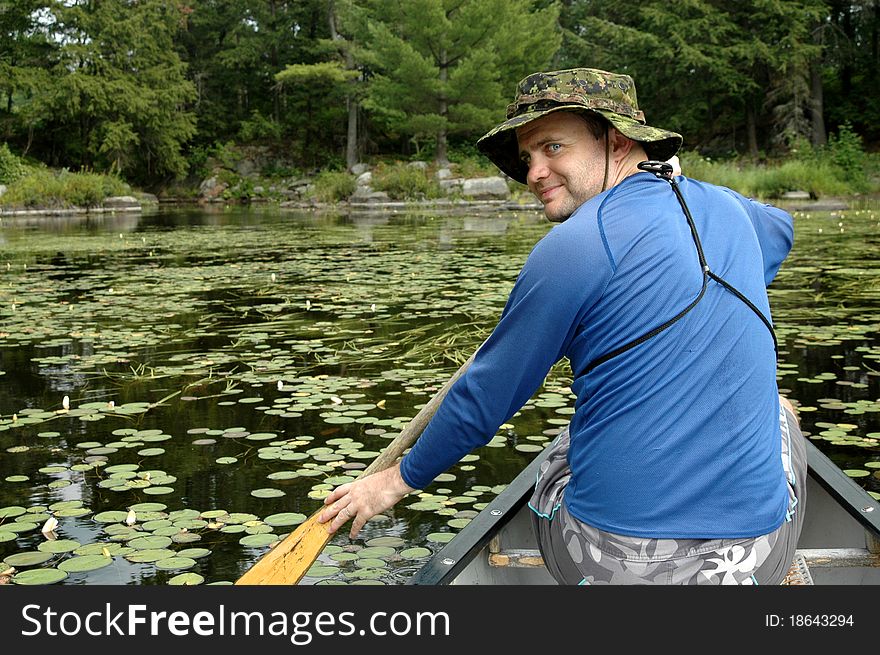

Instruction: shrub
[312,170,356,203]
[372,162,441,200]
[0,143,29,184]
[0,169,129,208]
[825,122,866,185]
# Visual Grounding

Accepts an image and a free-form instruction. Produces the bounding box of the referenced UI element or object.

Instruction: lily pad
[250,488,286,498]
[12,568,68,585]
[263,512,307,527]
[58,555,113,573]
[155,556,197,570]
[4,551,55,567]
[168,572,204,585]
[37,539,81,554]
[239,533,279,548]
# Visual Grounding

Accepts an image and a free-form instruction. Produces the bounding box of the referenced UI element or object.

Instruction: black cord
[579,162,778,377]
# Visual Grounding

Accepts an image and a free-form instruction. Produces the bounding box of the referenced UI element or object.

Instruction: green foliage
[238,112,283,143]
[9,0,196,183]
[362,0,561,160]
[448,144,497,178]
[371,162,442,200]
[679,150,857,199]
[825,123,866,183]
[1,169,129,208]
[312,171,356,203]
[275,61,359,86]
[0,144,30,184]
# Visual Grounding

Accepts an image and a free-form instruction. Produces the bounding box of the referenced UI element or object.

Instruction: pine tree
[361,0,561,164]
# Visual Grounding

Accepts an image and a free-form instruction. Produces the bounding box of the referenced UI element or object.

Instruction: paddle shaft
[234,351,476,585]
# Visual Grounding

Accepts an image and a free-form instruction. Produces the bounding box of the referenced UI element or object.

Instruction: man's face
[516,111,607,222]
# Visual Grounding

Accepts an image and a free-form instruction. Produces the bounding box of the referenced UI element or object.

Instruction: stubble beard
[541,167,603,223]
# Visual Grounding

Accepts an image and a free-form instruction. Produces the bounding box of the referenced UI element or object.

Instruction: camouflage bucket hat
[477,68,682,184]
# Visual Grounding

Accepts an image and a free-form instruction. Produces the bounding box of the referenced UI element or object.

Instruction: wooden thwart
[235,351,477,585]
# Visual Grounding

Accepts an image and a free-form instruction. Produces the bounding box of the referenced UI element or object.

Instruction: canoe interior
[408,438,880,585]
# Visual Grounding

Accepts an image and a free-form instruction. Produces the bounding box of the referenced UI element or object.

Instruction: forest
[0,0,877,192]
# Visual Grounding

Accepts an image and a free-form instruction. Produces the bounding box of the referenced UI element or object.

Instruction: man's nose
[526,155,549,186]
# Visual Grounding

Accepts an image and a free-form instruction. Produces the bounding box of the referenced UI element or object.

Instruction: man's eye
[547,143,562,153]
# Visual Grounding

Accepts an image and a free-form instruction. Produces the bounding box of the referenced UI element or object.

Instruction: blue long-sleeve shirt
[400,172,794,538]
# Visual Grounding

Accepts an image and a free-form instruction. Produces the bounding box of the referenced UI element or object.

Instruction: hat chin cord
[601,126,610,193]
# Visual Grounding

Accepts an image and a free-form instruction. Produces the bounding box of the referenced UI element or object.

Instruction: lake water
[0,200,878,585]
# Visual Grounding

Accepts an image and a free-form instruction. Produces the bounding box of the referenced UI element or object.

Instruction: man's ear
[608,128,636,158]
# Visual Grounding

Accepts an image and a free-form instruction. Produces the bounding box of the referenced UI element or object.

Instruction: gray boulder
[461,176,510,200]
[103,196,141,210]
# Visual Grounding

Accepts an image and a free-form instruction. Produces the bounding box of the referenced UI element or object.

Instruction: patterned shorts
[529,401,807,585]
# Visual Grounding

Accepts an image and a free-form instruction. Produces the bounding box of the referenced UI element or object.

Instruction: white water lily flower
[305,299,311,310]
[271,273,276,283]
[277,380,283,391]
[41,516,59,534]
[126,509,137,526]
[62,395,70,410]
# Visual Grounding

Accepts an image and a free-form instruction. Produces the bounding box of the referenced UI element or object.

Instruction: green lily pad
[250,488,285,498]
[94,510,130,523]
[177,547,211,559]
[143,486,175,495]
[0,505,27,519]
[168,572,204,585]
[58,555,113,573]
[125,548,176,563]
[263,512,306,527]
[155,556,197,570]
[12,568,68,585]
[128,535,173,550]
[137,447,166,457]
[238,533,280,548]
[4,551,55,567]
[37,539,81,554]
[400,547,431,559]
[426,532,456,544]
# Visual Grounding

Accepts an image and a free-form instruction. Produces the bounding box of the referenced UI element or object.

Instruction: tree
[361,0,561,164]
[25,0,197,181]
[274,0,364,170]
[0,0,56,150]
[557,0,825,158]
[181,0,337,166]
[823,1,880,147]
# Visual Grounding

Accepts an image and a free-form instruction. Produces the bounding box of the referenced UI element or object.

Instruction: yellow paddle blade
[234,509,331,585]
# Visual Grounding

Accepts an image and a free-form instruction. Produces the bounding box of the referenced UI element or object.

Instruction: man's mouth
[537,185,561,202]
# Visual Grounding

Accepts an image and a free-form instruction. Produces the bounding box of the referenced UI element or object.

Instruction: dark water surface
[0,201,878,585]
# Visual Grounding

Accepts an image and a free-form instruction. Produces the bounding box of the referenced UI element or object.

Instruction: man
[319,67,806,585]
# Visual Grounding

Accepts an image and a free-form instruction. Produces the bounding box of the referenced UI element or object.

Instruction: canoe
[408,438,880,585]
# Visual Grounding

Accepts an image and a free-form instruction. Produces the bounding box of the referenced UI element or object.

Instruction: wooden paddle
[235,351,476,585]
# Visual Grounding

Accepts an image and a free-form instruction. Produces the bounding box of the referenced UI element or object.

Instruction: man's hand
[317,462,415,539]
[667,155,682,177]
